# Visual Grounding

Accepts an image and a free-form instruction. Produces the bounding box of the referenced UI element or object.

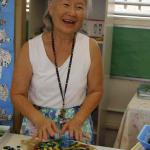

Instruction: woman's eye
[76,6,84,10]
[63,3,69,7]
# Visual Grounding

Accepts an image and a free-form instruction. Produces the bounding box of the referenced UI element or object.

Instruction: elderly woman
[11,0,103,144]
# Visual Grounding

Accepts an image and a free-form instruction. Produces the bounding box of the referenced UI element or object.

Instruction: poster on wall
[0,0,14,126]
[82,19,104,38]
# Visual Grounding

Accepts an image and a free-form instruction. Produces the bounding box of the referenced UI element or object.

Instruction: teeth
[63,19,74,23]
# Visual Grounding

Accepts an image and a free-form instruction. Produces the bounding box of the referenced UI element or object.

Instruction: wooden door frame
[15,0,26,58]
[12,0,26,133]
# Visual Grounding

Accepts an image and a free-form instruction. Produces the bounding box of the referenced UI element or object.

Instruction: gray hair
[43,0,53,32]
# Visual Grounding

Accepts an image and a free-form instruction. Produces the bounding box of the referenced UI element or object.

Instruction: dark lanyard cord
[51,31,75,108]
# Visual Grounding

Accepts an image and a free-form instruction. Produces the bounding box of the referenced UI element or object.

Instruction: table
[114,94,150,150]
[0,133,120,150]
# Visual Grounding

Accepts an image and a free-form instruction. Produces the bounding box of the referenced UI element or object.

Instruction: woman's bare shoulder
[15,41,31,69]
[17,41,29,59]
[89,38,99,49]
[89,38,101,60]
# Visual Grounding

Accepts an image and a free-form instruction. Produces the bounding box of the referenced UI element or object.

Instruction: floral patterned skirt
[20,106,94,144]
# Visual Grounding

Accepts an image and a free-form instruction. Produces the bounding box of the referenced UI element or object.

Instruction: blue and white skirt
[20,106,94,144]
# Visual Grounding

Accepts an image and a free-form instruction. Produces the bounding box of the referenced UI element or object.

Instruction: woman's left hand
[61,118,83,141]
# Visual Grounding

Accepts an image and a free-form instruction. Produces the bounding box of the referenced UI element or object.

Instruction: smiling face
[48,0,87,35]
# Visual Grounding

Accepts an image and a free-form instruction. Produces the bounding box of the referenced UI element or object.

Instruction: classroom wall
[109,18,150,111]
[103,18,150,147]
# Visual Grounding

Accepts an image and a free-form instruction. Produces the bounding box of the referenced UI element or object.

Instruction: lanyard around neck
[51,31,75,109]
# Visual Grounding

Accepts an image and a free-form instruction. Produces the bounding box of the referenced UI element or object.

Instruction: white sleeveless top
[28,32,91,108]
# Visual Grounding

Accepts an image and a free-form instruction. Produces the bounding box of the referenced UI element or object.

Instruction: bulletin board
[0,0,14,125]
[111,26,150,79]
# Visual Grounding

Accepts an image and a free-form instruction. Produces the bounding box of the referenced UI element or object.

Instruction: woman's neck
[52,29,76,46]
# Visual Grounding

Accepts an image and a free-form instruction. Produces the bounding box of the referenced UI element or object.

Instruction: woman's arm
[11,42,43,126]
[11,42,57,139]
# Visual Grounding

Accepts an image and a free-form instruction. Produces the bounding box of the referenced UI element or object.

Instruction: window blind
[115,0,150,17]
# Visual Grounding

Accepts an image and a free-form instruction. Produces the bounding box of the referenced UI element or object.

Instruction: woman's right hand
[34,116,58,141]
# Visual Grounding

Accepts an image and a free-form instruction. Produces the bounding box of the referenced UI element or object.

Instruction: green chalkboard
[111,26,150,79]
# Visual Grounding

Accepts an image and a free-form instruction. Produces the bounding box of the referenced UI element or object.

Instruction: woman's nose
[68,6,76,16]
